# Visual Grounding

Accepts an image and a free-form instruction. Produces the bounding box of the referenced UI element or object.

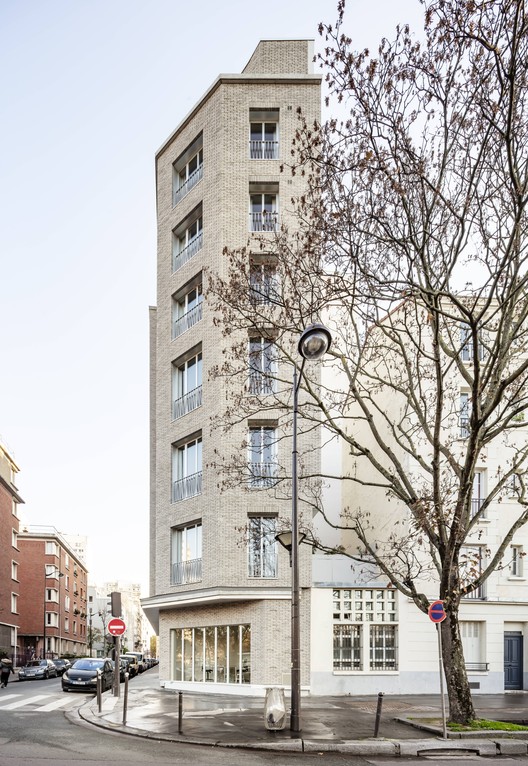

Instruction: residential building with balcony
[0,440,23,661]
[17,526,88,661]
[143,39,322,694]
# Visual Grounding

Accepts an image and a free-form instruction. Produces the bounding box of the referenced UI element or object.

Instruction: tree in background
[209,0,528,724]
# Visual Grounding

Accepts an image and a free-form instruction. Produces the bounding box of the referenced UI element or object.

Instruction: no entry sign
[428,600,446,623]
[108,618,126,636]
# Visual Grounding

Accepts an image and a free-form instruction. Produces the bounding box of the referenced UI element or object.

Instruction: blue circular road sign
[428,600,446,623]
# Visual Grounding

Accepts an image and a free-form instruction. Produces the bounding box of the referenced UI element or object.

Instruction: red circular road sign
[428,600,446,623]
[108,618,126,636]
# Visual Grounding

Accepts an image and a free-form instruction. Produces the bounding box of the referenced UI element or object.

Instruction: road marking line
[0,694,50,710]
[39,697,79,711]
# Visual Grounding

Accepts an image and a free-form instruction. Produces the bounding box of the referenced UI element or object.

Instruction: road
[1,677,528,765]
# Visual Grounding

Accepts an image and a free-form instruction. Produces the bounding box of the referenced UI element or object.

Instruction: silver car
[18,659,58,680]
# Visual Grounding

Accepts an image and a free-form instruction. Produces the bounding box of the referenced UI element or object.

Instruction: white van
[123,652,145,673]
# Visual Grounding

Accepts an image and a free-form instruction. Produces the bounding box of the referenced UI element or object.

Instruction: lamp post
[43,565,64,659]
[276,323,332,735]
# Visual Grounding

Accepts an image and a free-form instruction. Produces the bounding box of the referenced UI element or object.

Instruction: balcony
[248,462,277,488]
[470,498,485,519]
[249,140,279,160]
[459,417,470,438]
[172,471,202,502]
[173,302,202,339]
[173,164,203,206]
[249,374,275,396]
[172,558,202,585]
[250,212,278,233]
[172,232,203,273]
[462,585,486,600]
[173,385,202,420]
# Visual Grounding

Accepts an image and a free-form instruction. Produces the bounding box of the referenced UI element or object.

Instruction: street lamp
[277,323,332,735]
[43,565,64,659]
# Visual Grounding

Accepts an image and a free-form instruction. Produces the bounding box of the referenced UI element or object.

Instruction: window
[171,522,202,585]
[460,324,485,362]
[248,517,277,578]
[46,612,58,627]
[64,617,69,632]
[12,499,18,517]
[461,621,487,671]
[172,212,203,272]
[249,337,276,395]
[460,546,485,599]
[12,529,17,548]
[65,595,70,611]
[332,589,398,672]
[471,470,486,519]
[249,262,278,304]
[173,352,203,419]
[45,541,59,556]
[511,545,524,577]
[249,192,278,232]
[249,112,278,159]
[248,426,277,488]
[11,561,18,580]
[172,281,203,339]
[173,136,203,205]
[172,436,203,501]
[171,624,250,684]
[460,392,471,438]
[11,593,18,613]
[46,588,59,602]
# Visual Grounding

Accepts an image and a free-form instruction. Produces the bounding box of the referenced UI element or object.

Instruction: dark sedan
[62,658,114,692]
[53,658,72,676]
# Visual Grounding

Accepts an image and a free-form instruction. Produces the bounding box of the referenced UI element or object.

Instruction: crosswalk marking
[0,694,50,710]
[39,697,78,711]
[0,694,20,702]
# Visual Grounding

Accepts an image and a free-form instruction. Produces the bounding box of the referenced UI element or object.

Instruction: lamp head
[298,323,332,361]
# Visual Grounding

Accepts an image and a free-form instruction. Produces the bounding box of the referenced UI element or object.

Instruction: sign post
[108,618,126,698]
[428,600,447,739]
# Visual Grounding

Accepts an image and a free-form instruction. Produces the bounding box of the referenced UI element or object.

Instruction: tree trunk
[440,606,475,724]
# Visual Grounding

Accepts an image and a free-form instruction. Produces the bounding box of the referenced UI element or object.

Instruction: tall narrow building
[143,40,321,691]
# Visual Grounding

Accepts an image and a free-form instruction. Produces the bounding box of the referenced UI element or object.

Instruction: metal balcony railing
[173,302,202,339]
[459,417,470,438]
[462,585,486,600]
[248,462,277,488]
[250,212,278,232]
[470,498,485,519]
[172,558,202,585]
[248,373,275,395]
[465,662,489,672]
[172,471,203,502]
[249,279,279,304]
[172,232,203,272]
[173,386,202,420]
[173,164,203,206]
[249,140,279,160]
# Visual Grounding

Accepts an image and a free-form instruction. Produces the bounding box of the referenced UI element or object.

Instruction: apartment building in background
[143,39,322,693]
[0,440,23,659]
[17,526,88,661]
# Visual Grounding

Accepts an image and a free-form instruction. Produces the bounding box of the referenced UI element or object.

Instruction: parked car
[18,659,58,681]
[123,652,145,673]
[52,658,72,676]
[120,654,138,678]
[62,658,114,693]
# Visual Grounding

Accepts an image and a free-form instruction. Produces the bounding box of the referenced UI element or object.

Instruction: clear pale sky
[0,0,423,593]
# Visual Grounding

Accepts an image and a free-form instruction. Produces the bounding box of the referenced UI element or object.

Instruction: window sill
[333,670,399,675]
[507,576,526,581]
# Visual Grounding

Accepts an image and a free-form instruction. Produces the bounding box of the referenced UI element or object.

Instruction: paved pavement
[77,668,528,757]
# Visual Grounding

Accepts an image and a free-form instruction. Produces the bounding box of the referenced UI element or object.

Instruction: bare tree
[208,0,528,724]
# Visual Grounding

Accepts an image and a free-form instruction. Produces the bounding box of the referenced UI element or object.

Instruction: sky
[0,0,424,594]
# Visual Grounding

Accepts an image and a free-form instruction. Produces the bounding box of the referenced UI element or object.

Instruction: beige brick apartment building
[142,40,322,693]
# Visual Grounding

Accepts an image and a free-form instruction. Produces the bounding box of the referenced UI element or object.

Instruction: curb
[75,697,528,756]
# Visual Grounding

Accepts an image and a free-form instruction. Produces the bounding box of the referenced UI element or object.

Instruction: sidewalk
[77,669,528,757]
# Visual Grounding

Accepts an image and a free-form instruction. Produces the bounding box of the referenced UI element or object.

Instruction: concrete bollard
[374,692,384,737]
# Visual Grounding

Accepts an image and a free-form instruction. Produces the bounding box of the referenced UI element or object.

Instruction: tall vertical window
[332,589,398,672]
[250,121,278,159]
[173,213,203,272]
[172,437,203,502]
[173,134,203,205]
[172,522,202,584]
[11,593,18,612]
[248,426,277,488]
[511,545,524,577]
[249,337,276,395]
[471,470,486,519]
[460,546,485,599]
[248,517,277,578]
[460,324,485,362]
[249,262,278,304]
[461,621,487,671]
[249,193,278,232]
[173,352,203,419]
[172,282,203,339]
[460,392,471,438]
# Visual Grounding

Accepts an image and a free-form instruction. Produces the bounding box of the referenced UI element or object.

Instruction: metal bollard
[373,692,384,737]
[178,691,183,734]
[122,672,129,725]
[96,669,102,713]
